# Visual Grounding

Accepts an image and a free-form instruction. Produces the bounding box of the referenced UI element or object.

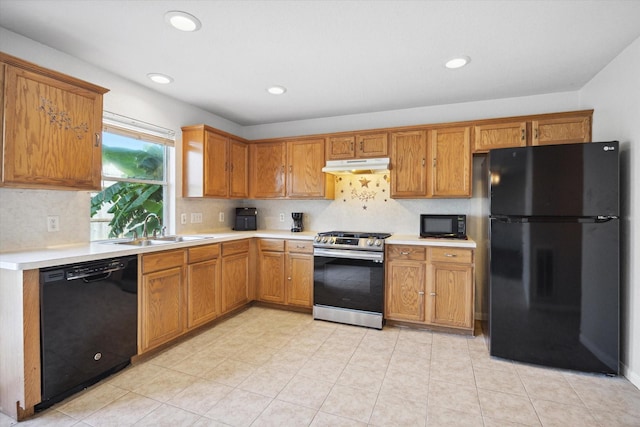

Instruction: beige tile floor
[3,306,640,426]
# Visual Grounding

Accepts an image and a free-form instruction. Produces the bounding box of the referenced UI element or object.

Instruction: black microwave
[420,214,467,239]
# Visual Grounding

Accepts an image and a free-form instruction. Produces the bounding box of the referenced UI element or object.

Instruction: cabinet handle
[360,140,363,151]
[433,158,436,167]
[94,133,101,147]
[534,128,538,139]
[287,276,292,281]
[521,128,526,141]
[444,253,457,257]
[289,165,292,173]
[296,245,305,249]
[400,251,410,255]
[422,158,426,167]
[351,142,354,150]
[418,291,425,296]
[430,292,437,296]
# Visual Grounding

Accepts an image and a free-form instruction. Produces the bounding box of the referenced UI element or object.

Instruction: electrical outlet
[180,213,187,224]
[219,212,225,222]
[191,213,203,223]
[47,215,60,232]
[279,213,285,222]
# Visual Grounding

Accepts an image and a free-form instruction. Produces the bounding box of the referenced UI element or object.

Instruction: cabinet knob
[430,292,437,296]
[287,276,292,280]
[418,291,425,295]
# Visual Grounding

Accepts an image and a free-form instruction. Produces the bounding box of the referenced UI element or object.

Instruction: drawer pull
[418,291,425,295]
[444,253,457,257]
[430,292,437,296]
[400,251,410,255]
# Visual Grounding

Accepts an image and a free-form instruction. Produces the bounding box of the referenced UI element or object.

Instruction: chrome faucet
[142,213,161,238]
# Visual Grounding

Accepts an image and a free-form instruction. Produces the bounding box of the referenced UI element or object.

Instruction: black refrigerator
[488,141,619,374]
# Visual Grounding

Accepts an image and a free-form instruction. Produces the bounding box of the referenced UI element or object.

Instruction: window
[90,113,174,240]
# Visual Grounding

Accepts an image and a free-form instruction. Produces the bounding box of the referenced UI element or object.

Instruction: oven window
[313,256,384,313]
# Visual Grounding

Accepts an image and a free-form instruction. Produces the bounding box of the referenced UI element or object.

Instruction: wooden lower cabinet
[385,244,475,334]
[257,239,313,308]
[221,240,250,312]
[186,244,220,329]
[140,249,186,353]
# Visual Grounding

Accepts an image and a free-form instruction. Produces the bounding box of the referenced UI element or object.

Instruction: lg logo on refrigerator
[603,146,616,151]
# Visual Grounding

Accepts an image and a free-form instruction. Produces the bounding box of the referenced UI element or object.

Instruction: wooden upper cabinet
[251,138,334,199]
[204,130,229,197]
[390,130,428,198]
[229,138,249,197]
[428,126,472,198]
[250,141,287,198]
[287,138,328,198]
[1,52,108,190]
[326,132,388,160]
[182,125,248,198]
[532,113,591,146]
[473,121,527,153]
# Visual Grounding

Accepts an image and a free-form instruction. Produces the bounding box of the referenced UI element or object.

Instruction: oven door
[313,248,384,313]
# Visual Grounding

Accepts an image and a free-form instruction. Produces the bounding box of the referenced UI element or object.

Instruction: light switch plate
[219,212,224,222]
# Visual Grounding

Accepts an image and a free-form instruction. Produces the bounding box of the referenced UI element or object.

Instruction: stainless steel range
[313,231,392,329]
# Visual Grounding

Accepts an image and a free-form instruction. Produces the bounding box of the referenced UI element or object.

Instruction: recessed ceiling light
[267,85,287,95]
[147,73,174,84]
[445,56,471,69]
[164,10,202,32]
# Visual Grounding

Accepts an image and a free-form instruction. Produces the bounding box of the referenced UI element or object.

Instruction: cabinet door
[259,251,286,303]
[221,252,249,312]
[385,260,426,322]
[390,130,428,198]
[326,136,355,160]
[3,66,103,190]
[204,131,229,197]
[429,127,471,197]
[356,132,388,158]
[287,138,327,198]
[429,263,474,329]
[532,115,591,146]
[251,142,286,198]
[473,121,527,153]
[187,258,218,329]
[286,253,313,307]
[140,267,184,352]
[229,138,249,198]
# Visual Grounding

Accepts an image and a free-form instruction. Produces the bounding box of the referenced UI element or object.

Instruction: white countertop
[387,234,477,248]
[0,230,316,271]
[0,230,475,271]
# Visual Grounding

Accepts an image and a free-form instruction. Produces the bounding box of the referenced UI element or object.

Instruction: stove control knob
[374,239,382,247]
[314,236,321,242]
[330,237,336,244]
[366,239,374,246]
[321,237,328,243]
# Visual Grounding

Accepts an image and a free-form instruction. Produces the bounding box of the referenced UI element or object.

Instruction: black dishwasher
[37,256,138,410]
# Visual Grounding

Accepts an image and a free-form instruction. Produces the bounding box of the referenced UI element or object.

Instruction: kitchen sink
[103,235,212,246]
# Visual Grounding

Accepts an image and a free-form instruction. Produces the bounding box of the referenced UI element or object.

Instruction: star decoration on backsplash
[337,174,389,209]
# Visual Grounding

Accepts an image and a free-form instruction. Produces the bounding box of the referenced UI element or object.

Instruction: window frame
[90,112,175,241]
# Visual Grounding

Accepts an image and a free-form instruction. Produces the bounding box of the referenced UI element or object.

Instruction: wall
[580,36,640,388]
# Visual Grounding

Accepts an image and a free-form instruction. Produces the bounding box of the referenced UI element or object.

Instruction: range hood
[322,157,390,175]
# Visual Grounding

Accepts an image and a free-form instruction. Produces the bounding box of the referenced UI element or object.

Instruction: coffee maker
[291,212,303,232]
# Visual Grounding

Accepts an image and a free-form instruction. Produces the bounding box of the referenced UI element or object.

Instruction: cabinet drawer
[387,245,427,261]
[222,239,250,256]
[286,240,313,254]
[430,247,473,264]
[188,244,220,263]
[142,249,185,274]
[259,238,285,252]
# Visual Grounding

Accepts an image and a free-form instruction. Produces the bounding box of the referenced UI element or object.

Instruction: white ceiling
[1,1,639,126]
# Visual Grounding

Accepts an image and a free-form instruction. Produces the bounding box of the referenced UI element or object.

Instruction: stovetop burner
[316,231,392,239]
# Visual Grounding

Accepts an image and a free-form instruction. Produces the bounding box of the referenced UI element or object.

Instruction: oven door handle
[313,248,384,262]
